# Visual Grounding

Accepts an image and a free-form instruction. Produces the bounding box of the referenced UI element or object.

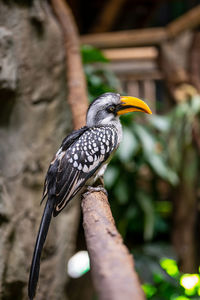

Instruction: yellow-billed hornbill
[28,92,152,299]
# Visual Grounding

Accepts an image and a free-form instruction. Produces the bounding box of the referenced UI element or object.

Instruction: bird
[28,92,152,299]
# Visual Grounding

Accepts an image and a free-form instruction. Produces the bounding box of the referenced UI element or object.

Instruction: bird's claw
[85,185,108,197]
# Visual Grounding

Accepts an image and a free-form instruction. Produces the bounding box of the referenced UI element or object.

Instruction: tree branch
[81,190,145,300]
[51,0,88,129]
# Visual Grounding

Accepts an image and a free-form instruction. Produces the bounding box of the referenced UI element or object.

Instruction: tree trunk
[0,1,80,299]
[172,147,198,272]
[159,34,199,272]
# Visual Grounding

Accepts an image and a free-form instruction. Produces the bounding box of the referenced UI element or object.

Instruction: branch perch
[82,191,145,300]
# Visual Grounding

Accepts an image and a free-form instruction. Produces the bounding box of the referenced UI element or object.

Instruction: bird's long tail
[28,198,54,300]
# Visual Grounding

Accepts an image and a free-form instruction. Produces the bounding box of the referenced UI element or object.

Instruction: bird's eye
[107,105,116,113]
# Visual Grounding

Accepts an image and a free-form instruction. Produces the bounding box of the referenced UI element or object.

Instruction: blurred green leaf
[125,205,138,220]
[134,123,155,153]
[114,180,129,204]
[88,74,103,87]
[118,127,139,162]
[154,215,169,234]
[155,201,172,215]
[190,95,200,114]
[81,45,109,63]
[103,69,121,91]
[137,191,155,241]
[149,115,171,132]
[134,124,178,184]
[153,272,164,283]
[142,283,157,298]
[104,166,119,188]
[171,296,190,300]
[160,258,179,278]
[147,154,179,186]
[174,102,188,118]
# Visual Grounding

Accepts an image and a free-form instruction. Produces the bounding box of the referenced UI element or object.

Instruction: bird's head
[86,92,152,127]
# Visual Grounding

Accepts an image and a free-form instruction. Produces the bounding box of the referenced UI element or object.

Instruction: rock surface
[0,1,80,299]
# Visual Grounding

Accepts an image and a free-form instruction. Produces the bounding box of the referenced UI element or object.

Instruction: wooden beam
[81,5,200,49]
[102,47,158,61]
[143,80,156,113]
[167,5,200,39]
[105,60,158,75]
[80,27,167,48]
[120,72,163,81]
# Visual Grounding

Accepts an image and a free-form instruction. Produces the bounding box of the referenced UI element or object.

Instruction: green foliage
[81,45,109,64]
[82,45,120,100]
[142,258,200,300]
[82,48,200,299]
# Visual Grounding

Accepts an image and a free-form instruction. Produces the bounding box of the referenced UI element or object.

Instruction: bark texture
[52,0,88,130]
[82,191,145,300]
[0,1,80,299]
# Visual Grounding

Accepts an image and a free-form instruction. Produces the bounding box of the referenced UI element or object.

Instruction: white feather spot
[101,149,105,154]
[78,163,82,170]
[74,154,78,160]
[88,155,93,162]
[69,158,73,163]
[73,161,78,168]
[83,165,89,172]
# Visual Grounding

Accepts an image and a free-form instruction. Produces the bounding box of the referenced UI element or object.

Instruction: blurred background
[1,0,200,299]
[72,0,200,299]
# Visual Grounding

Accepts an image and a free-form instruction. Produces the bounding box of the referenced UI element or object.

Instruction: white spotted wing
[47,125,118,216]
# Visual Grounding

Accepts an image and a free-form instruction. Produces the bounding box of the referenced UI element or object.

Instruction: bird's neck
[112,118,123,144]
[88,117,123,145]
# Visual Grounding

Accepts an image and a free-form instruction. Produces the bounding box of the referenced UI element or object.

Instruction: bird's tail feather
[28,198,54,300]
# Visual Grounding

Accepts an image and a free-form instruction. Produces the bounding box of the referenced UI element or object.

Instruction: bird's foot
[85,185,108,197]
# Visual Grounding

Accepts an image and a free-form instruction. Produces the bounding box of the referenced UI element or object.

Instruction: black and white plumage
[28,92,152,300]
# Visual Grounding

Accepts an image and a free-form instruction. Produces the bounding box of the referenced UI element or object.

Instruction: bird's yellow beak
[117,96,152,115]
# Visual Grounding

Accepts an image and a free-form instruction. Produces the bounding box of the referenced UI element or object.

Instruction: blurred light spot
[67,251,90,278]
[180,274,199,290]
[160,258,179,277]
